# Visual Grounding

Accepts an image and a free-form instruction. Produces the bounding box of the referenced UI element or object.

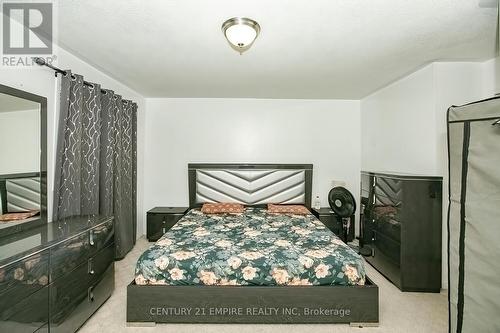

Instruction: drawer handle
[88,258,95,275]
[89,230,95,246]
[88,286,94,302]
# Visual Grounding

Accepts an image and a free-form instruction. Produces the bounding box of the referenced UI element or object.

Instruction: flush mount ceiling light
[222,17,260,54]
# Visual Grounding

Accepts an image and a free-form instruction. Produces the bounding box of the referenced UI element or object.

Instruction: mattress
[135,208,366,286]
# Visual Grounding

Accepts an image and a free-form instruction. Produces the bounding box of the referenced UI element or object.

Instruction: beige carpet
[80,237,447,333]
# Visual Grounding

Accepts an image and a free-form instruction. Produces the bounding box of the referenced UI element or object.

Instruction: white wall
[0,109,40,174]
[0,47,146,237]
[361,64,437,174]
[361,60,494,289]
[482,56,500,97]
[362,61,492,175]
[144,98,361,233]
[433,62,485,177]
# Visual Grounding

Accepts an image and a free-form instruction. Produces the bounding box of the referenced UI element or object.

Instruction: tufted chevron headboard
[0,173,41,214]
[188,164,313,209]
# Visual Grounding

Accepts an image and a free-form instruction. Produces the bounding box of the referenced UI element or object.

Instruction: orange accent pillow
[267,204,310,215]
[0,210,39,222]
[201,203,245,214]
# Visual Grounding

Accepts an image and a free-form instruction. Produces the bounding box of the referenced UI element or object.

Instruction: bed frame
[127,164,379,326]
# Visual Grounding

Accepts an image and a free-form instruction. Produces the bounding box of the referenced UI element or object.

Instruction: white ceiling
[57,0,497,99]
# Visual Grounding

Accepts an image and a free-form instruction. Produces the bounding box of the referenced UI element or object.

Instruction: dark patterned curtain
[53,71,137,259]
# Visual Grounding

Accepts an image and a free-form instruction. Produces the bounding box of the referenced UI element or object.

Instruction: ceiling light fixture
[222,17,260,54]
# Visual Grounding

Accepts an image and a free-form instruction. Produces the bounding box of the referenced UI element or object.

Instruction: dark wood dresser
[0,216,114,332]
[360,171,442,292]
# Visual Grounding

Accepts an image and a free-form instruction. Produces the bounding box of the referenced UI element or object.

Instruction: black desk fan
[328,186,356,243]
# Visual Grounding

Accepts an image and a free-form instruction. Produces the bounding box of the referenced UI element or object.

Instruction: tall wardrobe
[447,97,500,333]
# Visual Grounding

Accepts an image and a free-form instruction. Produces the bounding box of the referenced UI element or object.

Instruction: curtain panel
[53,71,137,259]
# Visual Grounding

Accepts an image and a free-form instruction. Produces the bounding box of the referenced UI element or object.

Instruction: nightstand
[311,207,354,242]
[146,207,189,242]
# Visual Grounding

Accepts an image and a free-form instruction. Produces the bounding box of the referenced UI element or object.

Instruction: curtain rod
[34,57,108,94]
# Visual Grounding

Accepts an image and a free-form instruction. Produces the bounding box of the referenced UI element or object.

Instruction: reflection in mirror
[0,92,41,230]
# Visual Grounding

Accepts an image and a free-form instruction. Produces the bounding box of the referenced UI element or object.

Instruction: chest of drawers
[360,171,442,292]
[0,216,114,333]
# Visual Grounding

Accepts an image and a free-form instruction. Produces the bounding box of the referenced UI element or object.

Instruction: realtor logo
[2,2,53,54]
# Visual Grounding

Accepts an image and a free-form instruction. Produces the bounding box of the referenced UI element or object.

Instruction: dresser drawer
[147,213,183,242]
[0,284,48,333]
[366,248,402,289]
[49,261,91,332]
[49,254,114,333]
[88,219,114,256]
[50,232,89,282]
[50,219,114,283]
[88,243,115,286]
[373,230,401,266]
[88,263,114,315]
[375,217,401,242]
[0,251,49,302]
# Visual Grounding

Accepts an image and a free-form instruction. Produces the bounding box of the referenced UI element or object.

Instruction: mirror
[0,84,47,237]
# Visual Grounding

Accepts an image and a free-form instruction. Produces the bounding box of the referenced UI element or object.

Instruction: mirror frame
[0,83,47,237]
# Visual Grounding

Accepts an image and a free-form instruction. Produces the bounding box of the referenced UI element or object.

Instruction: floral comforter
[135,208,366,286]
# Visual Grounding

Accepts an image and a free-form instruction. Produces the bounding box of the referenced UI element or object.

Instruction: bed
[127,164,378,325]
[135,207,366,286]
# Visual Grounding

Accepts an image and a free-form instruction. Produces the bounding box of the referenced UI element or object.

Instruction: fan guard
[328,186,356,218]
